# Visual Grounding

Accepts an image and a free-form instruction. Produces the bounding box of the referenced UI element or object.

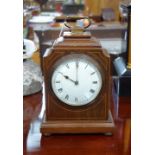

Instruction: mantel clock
[41,17,115,134]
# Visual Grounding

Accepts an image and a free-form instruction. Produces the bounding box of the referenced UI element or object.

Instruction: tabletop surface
[23,88,131,155]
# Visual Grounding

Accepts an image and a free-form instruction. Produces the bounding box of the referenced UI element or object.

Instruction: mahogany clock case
[41,36,115,134]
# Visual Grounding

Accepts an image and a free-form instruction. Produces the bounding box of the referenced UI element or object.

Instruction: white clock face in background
[51,54,103,106]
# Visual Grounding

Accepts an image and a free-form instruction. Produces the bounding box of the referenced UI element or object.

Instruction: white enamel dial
[51,54,103,106]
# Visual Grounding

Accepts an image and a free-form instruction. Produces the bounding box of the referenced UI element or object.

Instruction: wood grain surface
[23,92,131,155]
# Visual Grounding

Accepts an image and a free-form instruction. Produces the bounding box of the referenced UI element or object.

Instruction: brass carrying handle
[64,16,91,29]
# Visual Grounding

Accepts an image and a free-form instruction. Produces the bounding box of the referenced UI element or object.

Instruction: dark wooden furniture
[62,4,85,14]
[23,84,131,155]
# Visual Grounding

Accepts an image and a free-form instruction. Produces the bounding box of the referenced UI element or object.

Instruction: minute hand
[75,60,79,85]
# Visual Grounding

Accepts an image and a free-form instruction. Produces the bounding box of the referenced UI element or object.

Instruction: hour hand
[58,72,76,84]
[64,75,76,84]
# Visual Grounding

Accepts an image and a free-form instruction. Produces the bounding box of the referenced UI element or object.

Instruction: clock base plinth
[40,111,115,135]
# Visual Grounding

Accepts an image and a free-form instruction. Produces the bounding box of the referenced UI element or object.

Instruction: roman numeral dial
[51,54,103,106]
[93,81,98,84]
[65,94,69,100]
[90,89,95,93]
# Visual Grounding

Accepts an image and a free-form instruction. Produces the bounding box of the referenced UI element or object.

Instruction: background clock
[41,17,115,134]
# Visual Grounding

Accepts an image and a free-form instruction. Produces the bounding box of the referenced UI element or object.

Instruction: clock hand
[64,75,76,84]
[75,60,79,85]
[58,72,76,84]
